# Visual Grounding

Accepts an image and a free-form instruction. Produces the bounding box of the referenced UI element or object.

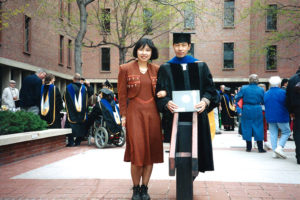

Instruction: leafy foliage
[0,111,48,135]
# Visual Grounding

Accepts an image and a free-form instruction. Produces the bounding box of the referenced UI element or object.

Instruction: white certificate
[172,90,200,112]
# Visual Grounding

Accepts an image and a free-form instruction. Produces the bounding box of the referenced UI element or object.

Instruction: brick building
[0,0,299,96]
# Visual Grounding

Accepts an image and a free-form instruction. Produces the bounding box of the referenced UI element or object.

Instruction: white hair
[249,74,259,83]
[269,76,281,87]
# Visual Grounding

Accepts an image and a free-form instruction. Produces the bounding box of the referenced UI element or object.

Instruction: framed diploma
[172,90,200,112]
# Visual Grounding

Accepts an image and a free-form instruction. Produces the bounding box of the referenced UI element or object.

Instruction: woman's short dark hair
[133,38,158,60]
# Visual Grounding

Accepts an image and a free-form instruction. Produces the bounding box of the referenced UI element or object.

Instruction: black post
[176,122,193,200]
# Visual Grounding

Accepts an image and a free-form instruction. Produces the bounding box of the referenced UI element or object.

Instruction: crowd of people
[1,34,300,199]
[215,71,300,165]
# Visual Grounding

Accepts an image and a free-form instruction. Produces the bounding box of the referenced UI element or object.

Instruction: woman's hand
[157,90,167,98]
[195,100,207,113]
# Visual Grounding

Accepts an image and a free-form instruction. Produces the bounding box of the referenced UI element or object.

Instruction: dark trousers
[67,135,83,146]
[246,140,264,151]
[294,111,300,162]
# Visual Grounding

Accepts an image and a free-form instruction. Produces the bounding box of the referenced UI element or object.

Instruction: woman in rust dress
[118,38,164,200]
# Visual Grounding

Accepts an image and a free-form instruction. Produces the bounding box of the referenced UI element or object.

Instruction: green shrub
[0,111,48,135]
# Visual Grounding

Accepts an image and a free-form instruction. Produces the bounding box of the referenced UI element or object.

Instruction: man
[286,67,300,164]
[19,68,46,114]
[64,73,92,146]
[156,32,218,174]
[1,80,19,111]
[281,78,288,90]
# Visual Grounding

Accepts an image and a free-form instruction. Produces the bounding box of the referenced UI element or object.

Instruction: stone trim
[0,128,71,146]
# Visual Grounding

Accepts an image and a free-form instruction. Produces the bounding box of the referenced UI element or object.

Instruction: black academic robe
[64,82,89,137]
[220,93,235,128]
[40,85,63,128]
[155,62,218,172]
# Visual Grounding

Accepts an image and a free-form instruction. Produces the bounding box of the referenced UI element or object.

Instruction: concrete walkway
[0,130,299,199]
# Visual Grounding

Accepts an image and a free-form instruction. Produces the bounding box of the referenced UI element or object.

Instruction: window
[59,0,64,19]
[184,2,195,29]
[188,43,194,57]
[224,43,234,68]
[101,48,110,71]
[67,2,71,23]
[266,45,277,70]
[24,15,31,54]
[266,4,277,31]
[67,39,72,68]
[224,0,234,27]
[143,8,153,34]
[101,9,110,33]
[59,35,64,65]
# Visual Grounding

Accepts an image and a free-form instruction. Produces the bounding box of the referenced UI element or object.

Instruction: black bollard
[176,122,193,200]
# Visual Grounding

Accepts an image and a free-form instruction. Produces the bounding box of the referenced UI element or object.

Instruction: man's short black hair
[133,38,158,60]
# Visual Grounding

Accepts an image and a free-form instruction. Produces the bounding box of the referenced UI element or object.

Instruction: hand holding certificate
[172,90,200,112]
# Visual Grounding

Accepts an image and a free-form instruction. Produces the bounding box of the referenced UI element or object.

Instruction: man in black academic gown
[155,33,218,173]
[64,73,92,146]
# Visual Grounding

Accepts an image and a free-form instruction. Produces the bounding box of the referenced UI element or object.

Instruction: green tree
[242,0,300,62]
[0,0,28,31]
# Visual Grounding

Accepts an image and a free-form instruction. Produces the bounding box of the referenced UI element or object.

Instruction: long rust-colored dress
[120,64,163,166]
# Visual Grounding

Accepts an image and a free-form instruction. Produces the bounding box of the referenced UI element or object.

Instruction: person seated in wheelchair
[88,88,122,142]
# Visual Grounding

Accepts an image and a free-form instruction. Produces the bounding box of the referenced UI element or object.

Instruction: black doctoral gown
[155,61,218,172]
[40,84,63,128]
[64,82,89,137]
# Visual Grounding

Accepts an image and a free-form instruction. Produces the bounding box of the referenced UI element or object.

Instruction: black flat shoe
[132,185,141,200]
[140,185,150,200]
[246,149,251,152]
[66,143,75,147]
[258,149,266,153]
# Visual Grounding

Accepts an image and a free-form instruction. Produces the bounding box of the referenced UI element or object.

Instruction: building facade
[1,0,299,96]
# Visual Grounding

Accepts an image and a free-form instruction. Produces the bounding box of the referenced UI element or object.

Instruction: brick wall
[0,135,66,166]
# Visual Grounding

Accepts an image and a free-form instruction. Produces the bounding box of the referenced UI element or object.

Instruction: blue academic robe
[235,83,264,141]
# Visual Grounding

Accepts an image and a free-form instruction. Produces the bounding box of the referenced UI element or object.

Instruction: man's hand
[167,101,179,113]
[157,90,167,98]
[195,100,207,113]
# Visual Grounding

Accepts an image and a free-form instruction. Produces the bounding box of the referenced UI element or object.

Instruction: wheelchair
[88,113,126,149]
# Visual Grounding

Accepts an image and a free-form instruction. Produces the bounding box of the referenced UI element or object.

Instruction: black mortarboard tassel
[173,33,191,44]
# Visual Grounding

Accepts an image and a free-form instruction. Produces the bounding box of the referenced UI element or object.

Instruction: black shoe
[165,150,170,153]
[246,149,251,152]
[216,131,222,135]
[66,143,75,147]
[132,185,141,200]
[258,149,266,153]
[140,185,150,200]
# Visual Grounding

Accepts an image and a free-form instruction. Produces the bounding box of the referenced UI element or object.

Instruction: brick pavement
[0,132,299,200]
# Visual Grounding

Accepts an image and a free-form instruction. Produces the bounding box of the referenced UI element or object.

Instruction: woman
[235,74,266,153]
[118,38,164,200]
[40,74,63,128]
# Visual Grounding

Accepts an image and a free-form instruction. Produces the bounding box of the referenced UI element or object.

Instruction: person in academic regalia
[155,33,219,174]
[220,87,235,131]
[40,74,63,128]
[118,38,164,200]
[64,73,91,147]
